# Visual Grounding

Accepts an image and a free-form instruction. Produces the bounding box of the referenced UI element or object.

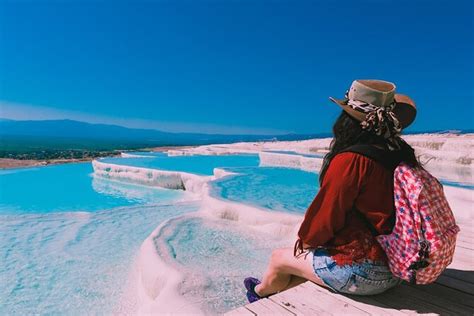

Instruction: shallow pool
[0,163,180,214]
[211,166,319,213]
[155,216,288,314]
[5,151,469,315]
[0,161,198,314]
[0,201,199,315]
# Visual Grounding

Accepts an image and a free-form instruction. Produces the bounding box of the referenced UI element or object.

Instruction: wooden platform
[226,222,474,315]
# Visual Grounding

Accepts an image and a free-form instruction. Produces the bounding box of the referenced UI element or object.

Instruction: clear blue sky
[0,0,472,134]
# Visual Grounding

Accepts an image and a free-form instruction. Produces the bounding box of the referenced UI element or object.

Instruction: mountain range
[1,119,471,154]
[0,119,329,152]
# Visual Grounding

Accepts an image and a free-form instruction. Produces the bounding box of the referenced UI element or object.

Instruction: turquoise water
[440,179,474,190]
[156,216,287,314]
[0,201,199,315]
[100,154,259,176]
[0,161,197,314]
[211,166,319,213]
[0,155,265,314]
[0,163,179,214]
[5,152,468,314]
[0,156,318,314]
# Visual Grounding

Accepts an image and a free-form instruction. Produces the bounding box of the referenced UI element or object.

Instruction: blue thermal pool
[0,162,199,314]
[211,166,319,213]
[0,163,180,214]
[155,216,288,313]
[4,152,468,315]
[0,201,199,315]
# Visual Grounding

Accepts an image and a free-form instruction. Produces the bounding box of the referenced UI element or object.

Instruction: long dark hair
[319,111,419,184]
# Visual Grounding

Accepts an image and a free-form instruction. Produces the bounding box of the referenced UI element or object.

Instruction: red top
[297,152,396,265]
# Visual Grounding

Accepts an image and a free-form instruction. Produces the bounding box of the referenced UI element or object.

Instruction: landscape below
[0,132,472,314]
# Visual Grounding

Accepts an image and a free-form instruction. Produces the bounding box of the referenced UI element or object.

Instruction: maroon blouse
[297,152,396,265]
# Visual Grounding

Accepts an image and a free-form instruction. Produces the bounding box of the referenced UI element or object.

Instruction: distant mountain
[1,119,470,154]
[0,119,172,141]
[0,119,327,152]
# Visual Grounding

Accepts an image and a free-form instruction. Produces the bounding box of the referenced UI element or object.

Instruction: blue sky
[0,0,472,134]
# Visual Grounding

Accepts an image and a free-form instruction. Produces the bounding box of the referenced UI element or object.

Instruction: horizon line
[0,100,293,136]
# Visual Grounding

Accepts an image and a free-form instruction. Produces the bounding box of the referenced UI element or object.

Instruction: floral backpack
[345,145,460,284]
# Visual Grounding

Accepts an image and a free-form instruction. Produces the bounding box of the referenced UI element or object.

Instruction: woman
[244,79,419,301]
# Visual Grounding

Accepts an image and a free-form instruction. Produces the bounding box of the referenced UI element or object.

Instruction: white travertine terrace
[259,152,323,172]
[121,152,155,158]
[94,133,473,314]
[117,169,472,314]
[166,133,474,184]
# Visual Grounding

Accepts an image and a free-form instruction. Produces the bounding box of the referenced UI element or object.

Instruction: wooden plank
[269,283,332,315]
[456,228,474,240]
[244,298,295,315]
[399,283,473,315]
[457,233,474,243]
[456,239,474,250]
[457,231,473,237]
[451,248,474,270]
[411,282,474,309]
[458,233,474,241]
[436,274,474,295]
[455,246,474,256]
[442,268,474,284]
[243,301,275,315]
[458,224,474,236]
[296,282,369,315]
[458,221,474,229]
[302,282,405,316]
[368,283,469,315]
[258,298,296,315]
[226,225,474,316]
[458,222,473,229]
[225,306,256,316]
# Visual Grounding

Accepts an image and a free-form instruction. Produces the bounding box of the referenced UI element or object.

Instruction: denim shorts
[312,248,401,295]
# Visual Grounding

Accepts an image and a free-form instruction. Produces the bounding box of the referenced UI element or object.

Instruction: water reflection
[91,175,180,204]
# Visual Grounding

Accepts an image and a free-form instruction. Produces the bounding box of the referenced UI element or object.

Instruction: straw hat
[329,79,417,129]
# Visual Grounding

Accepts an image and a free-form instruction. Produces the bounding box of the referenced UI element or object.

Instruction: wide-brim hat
[329,79,417,129]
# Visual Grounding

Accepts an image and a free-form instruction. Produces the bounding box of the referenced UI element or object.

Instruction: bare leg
[255,247,327,297]
[284,275,307,290]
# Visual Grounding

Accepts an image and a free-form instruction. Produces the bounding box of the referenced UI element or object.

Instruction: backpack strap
[340,144,401,171]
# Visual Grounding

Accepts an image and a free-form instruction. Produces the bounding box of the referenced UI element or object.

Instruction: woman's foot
[244,277,263,303]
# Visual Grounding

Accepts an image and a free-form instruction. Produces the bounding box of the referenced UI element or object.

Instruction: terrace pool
[0,163,180,214]
[211,166,319,213]
[3,151,468,315]
[0,162,197,314]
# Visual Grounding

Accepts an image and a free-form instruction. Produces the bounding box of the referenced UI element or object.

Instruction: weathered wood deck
[226,221,474,315]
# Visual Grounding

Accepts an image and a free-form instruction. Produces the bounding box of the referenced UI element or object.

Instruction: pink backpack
[376,163,460,284]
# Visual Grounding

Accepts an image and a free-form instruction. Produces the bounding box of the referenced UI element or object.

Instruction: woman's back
[298,151,398,265]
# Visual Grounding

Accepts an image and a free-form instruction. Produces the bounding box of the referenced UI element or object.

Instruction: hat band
[344,90,396,114]
[343,90,402,150]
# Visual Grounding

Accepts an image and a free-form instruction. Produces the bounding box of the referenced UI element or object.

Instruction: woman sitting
[244,79,419,301]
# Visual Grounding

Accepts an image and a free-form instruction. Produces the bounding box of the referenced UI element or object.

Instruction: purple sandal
[244,277,263,303]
